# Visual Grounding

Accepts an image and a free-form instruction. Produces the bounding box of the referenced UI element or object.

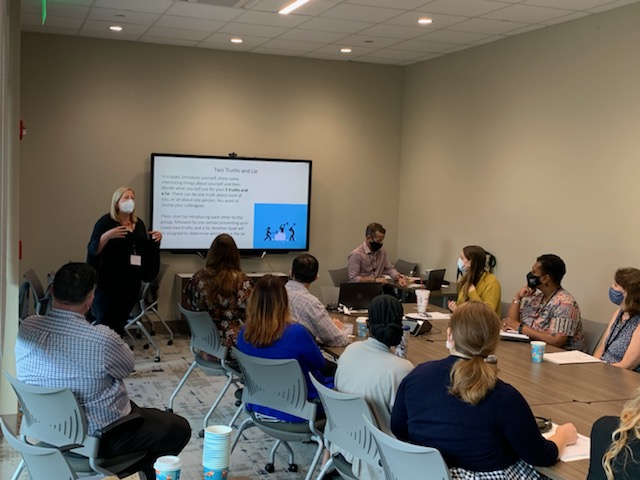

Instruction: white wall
[398,2,640,323]
[19,33,405,320]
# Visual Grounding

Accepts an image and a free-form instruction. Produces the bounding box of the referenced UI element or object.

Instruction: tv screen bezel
[150,153,312,256]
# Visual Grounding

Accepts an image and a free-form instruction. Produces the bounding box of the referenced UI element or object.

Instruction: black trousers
[98,402,191,479]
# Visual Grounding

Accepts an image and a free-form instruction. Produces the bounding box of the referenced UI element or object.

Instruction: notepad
[499,329,530,341]
[543,351,602,365]
[543,423,590,462]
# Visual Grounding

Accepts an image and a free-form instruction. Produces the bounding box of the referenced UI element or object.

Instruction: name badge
[130,254,142,266]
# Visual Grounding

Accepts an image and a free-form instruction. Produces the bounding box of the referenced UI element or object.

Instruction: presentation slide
[151,154,311,252]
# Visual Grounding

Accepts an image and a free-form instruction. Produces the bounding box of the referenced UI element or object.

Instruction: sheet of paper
[543,351,602,365]
[405,312,451,321]
[543,423,590,462]
[499,329,530,341]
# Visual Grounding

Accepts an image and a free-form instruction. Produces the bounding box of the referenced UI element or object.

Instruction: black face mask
[369,241,383,252]
[526,271,542,289]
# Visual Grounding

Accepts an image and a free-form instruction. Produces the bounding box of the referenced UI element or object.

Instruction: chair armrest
[58,443,84,453]
[94,412,143,439]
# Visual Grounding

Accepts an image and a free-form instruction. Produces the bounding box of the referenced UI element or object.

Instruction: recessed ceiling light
[109,25,123,32]
[230,38,243,44]
[279,0,311,15]
[418,17,433,25]
[340,48,352,53]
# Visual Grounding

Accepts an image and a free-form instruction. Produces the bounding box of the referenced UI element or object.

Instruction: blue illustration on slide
[254,204,308,249]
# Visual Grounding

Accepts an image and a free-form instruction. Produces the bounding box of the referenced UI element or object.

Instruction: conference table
[324,304,640,480]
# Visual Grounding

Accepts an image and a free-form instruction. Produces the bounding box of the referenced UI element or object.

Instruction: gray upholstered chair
[310,376,382,480]
[167,305,242,435]
[581,317,608,354]
[4,373,146,479]
[230,347,325,480]
[363,416,450,480]
[394,259,418,276]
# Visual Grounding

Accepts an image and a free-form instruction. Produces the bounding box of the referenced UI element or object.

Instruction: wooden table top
[323,303,640,480]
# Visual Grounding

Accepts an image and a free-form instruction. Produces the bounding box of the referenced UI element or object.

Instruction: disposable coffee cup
[530,341,546,363]
[356,317,368,337]
[415,289,431,314]
[203,467,229,480]
[154,455,182,480]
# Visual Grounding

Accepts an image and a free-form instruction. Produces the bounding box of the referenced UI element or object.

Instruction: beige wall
[398,2,640,323]
[19,33,404,320]
[0,0,21,414]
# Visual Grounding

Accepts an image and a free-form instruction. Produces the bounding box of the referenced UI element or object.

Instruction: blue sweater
[236,323,333,422]
[391,356,558,471]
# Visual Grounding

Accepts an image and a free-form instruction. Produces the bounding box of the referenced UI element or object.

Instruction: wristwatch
[517,323,524,334]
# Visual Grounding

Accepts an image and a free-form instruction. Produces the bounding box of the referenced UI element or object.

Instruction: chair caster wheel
[265,463,275,473]
[143,344,150,350]
[150,330,156,336]
[154,356,161,362]
[198,430,205,438]
[168,340,173,345]
[129,345,134,350]
[235,400,242,407]
[166,408,173,413]
[288,464,298,472]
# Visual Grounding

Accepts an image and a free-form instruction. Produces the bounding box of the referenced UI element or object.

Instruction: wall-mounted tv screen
[151,153,312,254]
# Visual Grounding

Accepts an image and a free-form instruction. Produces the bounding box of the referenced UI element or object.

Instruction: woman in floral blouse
[184,234,252,360]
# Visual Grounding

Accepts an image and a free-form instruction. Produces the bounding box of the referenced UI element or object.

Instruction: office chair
[230,348,325,480]
[363,416,450,480]
[394,259,418,276]
[310,376,382,480]
[18,269,52,319]
[131,263,174,342]
[167,305,242,436]
[4,373,146,479]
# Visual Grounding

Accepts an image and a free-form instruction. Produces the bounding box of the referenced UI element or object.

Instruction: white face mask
[119,199,135,214]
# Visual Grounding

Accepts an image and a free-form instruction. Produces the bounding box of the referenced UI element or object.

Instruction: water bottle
[396,324,411,358]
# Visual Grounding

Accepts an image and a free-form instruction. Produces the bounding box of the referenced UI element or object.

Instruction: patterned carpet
[1,331,320,480]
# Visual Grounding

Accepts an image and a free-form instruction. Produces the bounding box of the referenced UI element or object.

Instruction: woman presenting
[87,186,161,335]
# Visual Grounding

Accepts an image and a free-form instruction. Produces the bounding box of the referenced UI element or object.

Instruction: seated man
[285,253,349,347]
[504,254,585,351]
[347,222,407,286]
[334,295,413,480]
[15,262,191,479]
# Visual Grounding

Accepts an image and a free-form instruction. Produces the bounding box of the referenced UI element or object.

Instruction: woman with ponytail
[334,294,413,480]
[391,301,577,479]
[588,391,640,479]
[448,245,501,315]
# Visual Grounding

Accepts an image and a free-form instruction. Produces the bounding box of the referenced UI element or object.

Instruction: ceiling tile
[200,32,270,47]
[391,38,456,53]
[345,0,433,8]
[155,15,226,32]
[542,11,588,25]
[449,17,531,34]
[250,0,339,15]
[232,10,311,27]
[258,38,326,52]
[422,0,508,16]
[26,3,89,19]
[94,0,173,14]
[144,25,213,42]
[298,17,373,33]
[483,4,575,23]
[218,22,289,37]
[523,0,616,9]
[357,24,430,40]
[88,8,159,25]
[82,20,150,35]
[419,29,490,44]
[311,43,378,55]
[392,11,468,29]
[321,3,405,23]
[587,0,640,12]
[278,28,348,43]
[164,2,243,21]
[338,34,404,48]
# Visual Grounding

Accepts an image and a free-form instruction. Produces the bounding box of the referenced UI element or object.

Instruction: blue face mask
[609,287,624,306]
[457,258,468,275]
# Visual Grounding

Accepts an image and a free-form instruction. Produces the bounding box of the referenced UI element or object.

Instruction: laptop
[338,283,384,310]
[402,318,433,336]
[423,268,446,290]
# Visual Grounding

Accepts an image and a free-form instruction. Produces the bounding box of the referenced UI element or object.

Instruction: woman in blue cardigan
[391,301,577,479]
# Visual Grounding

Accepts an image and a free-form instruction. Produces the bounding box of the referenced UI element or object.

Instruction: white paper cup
[154,455,182,480]
[203,425,232,471]
[415,289,430,313]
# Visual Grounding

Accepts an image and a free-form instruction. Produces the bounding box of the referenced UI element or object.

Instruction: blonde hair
[109,186,137,224]
[243,275,291,347]
[448,301,500,405]
[603,390,640,479]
